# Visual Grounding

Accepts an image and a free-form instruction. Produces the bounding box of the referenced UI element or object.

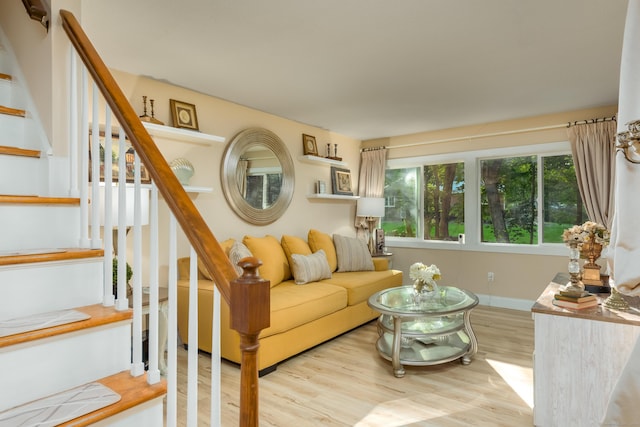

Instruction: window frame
[384,141,572,256]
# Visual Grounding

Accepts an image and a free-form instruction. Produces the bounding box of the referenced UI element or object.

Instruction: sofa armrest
[372,257,388,271]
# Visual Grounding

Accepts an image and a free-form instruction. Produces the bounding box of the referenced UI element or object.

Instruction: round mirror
[221,127,294,225]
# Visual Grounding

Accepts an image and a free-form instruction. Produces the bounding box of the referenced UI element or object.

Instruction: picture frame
[89,130,151,183]
[375,228,385,255]
[330,166,353,196]
[169,99,199,131]
[302,134,318,156]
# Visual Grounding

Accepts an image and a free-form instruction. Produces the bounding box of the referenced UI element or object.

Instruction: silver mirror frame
[221,127,294,225]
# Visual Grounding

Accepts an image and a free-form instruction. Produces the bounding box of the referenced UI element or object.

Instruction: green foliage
[112,258,133,285]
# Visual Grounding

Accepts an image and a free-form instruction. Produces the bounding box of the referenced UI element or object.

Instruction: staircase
[0,39,166,426]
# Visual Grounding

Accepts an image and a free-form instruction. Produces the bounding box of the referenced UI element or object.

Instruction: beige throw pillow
[333,234,374,272]
[290,250,332,284]
[228,241,253,276]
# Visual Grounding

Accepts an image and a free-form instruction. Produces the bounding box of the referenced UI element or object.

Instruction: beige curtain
[237,159,249,197]
[568,120,616,229]
[355,148,387,238]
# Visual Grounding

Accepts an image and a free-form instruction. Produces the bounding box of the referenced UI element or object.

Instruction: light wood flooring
[174,305,534,426]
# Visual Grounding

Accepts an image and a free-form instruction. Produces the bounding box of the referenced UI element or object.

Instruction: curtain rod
[566,116,616,128]
[360,146,387,152]
[386,116,616,150]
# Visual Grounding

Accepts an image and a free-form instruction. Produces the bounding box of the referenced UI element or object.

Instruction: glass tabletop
[368,285,478,316]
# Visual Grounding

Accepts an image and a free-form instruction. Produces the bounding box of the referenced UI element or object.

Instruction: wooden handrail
[22,0,48,30]
[60,9,235,305]
[60,10,270,425]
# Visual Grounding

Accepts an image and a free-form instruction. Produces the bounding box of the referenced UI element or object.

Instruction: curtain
[355,148,387,238]
[568,120,616,229]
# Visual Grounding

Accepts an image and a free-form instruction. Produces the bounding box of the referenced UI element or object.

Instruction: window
[383,142,584,252]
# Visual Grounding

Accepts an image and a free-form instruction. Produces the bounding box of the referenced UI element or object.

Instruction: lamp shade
[356,197,385,218]
[96,184,150,227]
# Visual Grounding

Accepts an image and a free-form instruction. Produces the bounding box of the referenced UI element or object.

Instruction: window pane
[382,167,419,237]
[542,155,586,243]
[423,163,464,240]
[480,156,537,244]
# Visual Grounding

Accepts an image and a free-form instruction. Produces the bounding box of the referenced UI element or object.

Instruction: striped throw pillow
[333,234,374,272]
[228,241,253,276]
[290,249,332,284]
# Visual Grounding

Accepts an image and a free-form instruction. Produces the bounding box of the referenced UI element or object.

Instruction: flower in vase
[409,262,441,292]
[562,221,609,249]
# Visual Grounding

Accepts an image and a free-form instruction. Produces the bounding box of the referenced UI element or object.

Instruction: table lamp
[356,197,385,255]
[97,184,150,254]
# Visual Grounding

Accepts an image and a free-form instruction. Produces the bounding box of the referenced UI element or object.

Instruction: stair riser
[0,78,12,105]
[0,322,131,412]
[0,154,46,195]
[91,399,164,427]
[0,260,103,320]
[0,113,26,146]
[0,205,81,252]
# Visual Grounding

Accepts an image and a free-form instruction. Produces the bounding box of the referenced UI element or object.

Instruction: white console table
[531,274,640,427]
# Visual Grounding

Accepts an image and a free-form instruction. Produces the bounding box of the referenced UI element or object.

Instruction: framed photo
[169,99,199,131]
[302,134,318,156]
[89,131,151,183]
[330,166,353,196]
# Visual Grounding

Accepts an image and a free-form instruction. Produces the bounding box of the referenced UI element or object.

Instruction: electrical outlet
[488,272,495,282]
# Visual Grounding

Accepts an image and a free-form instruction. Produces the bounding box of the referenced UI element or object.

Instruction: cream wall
[364,105,618,303]
[110,70,362,282]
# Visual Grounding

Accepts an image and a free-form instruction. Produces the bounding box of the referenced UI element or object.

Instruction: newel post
[231,257,270,427]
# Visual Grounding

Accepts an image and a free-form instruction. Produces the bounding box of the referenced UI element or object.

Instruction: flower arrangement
[409,262,441,292]
[562,221,610,248]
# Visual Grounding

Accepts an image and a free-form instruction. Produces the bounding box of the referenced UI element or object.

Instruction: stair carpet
[0,67,166,425]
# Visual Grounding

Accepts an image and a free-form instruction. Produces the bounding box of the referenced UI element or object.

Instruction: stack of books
[552,290,598,310]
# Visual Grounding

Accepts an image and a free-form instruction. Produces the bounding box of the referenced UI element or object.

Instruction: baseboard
[477,293,535,312]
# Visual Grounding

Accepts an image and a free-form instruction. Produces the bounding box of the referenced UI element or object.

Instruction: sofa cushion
[308,229,338,272]
[323,270,403,305]
[262,281,347,338]
[333,234,374,272]
[290,249,332,284]
[243,235,291,287]
[198,238,235,280]
[228,240,253,276]
[281,234,312,267]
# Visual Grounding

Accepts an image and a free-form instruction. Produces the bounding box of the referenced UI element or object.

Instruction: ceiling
[82,0,629,141]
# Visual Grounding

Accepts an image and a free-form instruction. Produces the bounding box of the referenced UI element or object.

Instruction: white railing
[68,46,222,426]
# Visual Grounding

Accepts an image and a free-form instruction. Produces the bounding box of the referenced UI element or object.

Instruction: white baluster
[187,247,198,427]
[147,183,160,384]
[102,110,114,307]
[79,66,90,247]
[69,50,78,198]
[211,284,221,426]
[166,214,178,427]
[131,151,145,377]
[115,132,128,311]
[90,87,101,248]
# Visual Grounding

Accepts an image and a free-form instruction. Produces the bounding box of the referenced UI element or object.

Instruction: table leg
[392,315,405,377]
[461,309,478,365]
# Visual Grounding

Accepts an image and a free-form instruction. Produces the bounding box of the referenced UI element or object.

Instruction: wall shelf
[306,193,359,201]
[142,122,225,146]
[298,155,347,167]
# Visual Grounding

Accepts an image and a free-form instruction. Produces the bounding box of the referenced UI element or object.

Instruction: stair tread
[0,145,41,158]
[0,194,80,205]
[0,73,11,81]
[0,371,166,427]
[0,105,25,117]
[0,304,132,349]
[0,248,103,266]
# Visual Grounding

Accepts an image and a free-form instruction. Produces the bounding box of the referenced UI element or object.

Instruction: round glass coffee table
[368,285,479,377]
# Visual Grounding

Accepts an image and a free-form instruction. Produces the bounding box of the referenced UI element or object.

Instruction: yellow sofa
[176,229,403,374]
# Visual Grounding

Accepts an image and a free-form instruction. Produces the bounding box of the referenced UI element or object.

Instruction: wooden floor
[174,305,534,426]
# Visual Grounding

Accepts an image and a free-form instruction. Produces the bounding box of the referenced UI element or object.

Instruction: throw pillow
[308,229,338,272]
[281,234,312,268]
[198,238,235,280]
[333,234,374,272]
[290,249,332,285]
[228,241,253,276]
[243,235,291,287]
